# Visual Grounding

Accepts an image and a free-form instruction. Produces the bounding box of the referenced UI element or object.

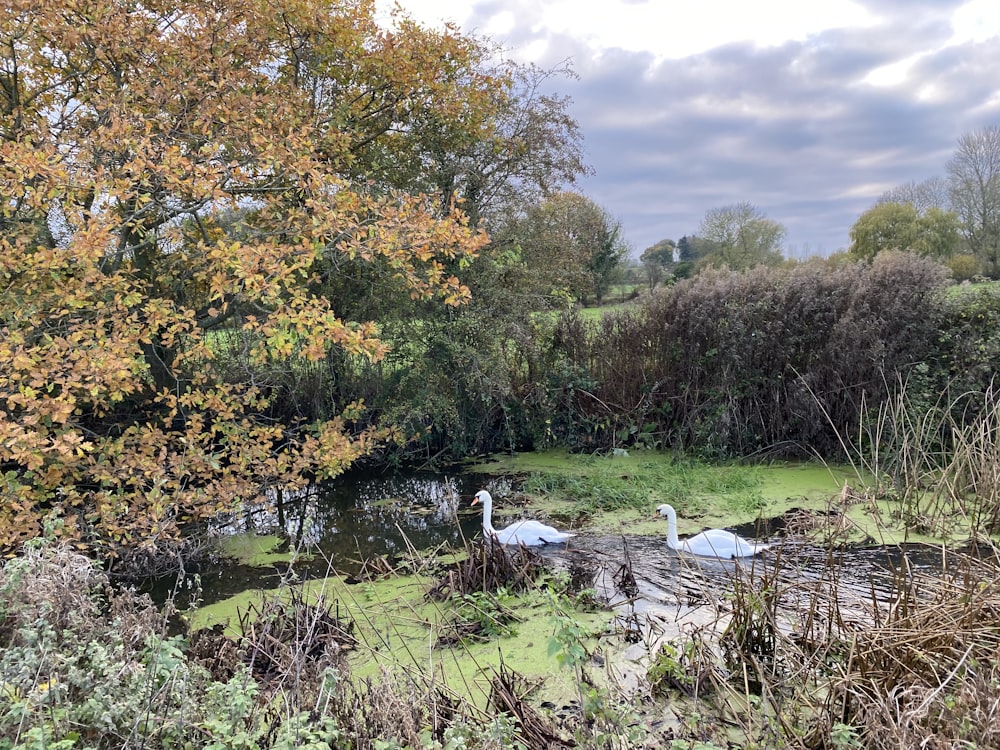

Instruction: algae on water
[190,567,614,709]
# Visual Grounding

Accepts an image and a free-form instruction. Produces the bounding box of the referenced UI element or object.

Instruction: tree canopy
[947,125,1000,275]
[510,191,628,305]
[423,60,591,231]
[0,0,497,554]
[849,202,962,261]
[640,238,675,289]
[697,202,786,270]
[878,177,952,214]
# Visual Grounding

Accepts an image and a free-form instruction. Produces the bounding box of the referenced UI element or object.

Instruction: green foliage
[829,723,863,749]
[318,250,1000,471]
[944,253,981,281]
[932,282,1000,393]
[507,191,628,306]
[544,592,644,749]
[1,543,629,750]
[550,252,951,458]
[849,202,962,260]
[647,640,707,697]
[447,589,520,642]
[0,592,259,749]
[640,239,676,267]
[640,239,677,289]
[697,202,786,271]
[522,472,648,513]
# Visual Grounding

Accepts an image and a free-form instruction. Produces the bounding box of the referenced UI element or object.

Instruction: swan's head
[472,489,492,507]
[656,504,675,517]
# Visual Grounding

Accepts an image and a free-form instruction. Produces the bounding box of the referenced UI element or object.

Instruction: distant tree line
[846,124,1000,278]
[639,123,1000,286]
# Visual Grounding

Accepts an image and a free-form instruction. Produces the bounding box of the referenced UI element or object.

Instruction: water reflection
[159,470,993,618]
[160,472,513,606]
[557,534,1000,658]
[222,473,497,554]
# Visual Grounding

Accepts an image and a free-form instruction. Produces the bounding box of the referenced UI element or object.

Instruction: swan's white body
[656,504,767,558]
[472,490,574,546]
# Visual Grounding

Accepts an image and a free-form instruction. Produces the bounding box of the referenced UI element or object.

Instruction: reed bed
[653,540,1000,749]
[844,376,1000,542]
[833,551,1000,749]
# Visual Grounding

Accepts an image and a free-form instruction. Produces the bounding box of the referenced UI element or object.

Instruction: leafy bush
[0,544,263,749]
[0,543,548,749]
[553,253,951,458]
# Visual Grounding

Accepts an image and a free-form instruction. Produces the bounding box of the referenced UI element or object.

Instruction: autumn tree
[0,0,493,556]
[697,202,786,270]
[316,56,590,329]
[947,124,1000,275]
[422,60,591,231]
[512,192,628,306]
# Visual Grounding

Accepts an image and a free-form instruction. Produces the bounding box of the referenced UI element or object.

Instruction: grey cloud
[469,2,1000,255]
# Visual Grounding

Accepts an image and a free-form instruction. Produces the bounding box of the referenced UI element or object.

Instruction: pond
[155,471,505,606]
[151,465,1000,749]
[155,469,964,615]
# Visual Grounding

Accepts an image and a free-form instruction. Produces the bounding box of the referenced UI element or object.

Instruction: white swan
[656,504,768,558]
[472,490,575,546]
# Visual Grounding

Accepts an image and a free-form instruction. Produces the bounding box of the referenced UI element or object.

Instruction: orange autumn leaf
[0,0,498,556]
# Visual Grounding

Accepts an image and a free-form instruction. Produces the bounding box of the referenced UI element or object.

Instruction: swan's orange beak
[471,497,480,506]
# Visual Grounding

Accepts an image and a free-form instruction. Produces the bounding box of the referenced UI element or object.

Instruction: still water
[160,472,510,605]
[154,471,971,614]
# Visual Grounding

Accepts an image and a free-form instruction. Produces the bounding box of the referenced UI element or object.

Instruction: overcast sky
[378,0,1000,258]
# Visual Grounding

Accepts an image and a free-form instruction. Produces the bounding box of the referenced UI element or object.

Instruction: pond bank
[187,518,990,748]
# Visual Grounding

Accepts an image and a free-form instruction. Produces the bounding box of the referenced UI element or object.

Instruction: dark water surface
[151,472,989,613]
[153,471,510,605]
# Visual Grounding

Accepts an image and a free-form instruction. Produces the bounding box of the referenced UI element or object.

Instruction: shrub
[0,543,260,749]
[553,253,951,458]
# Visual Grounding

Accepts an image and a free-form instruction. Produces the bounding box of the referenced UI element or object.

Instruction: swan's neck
[481,496,496,535]
[663,506,682,550]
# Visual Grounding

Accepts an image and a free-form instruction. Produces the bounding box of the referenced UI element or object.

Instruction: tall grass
[643,541,1000,749]
[845,378,1000,539]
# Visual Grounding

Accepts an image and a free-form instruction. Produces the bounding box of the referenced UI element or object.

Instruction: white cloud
[863,53,924,88]
[951,0,1000,44]
[374,0,1000,255]
[536,0,875,59]
[382,0,877,59]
